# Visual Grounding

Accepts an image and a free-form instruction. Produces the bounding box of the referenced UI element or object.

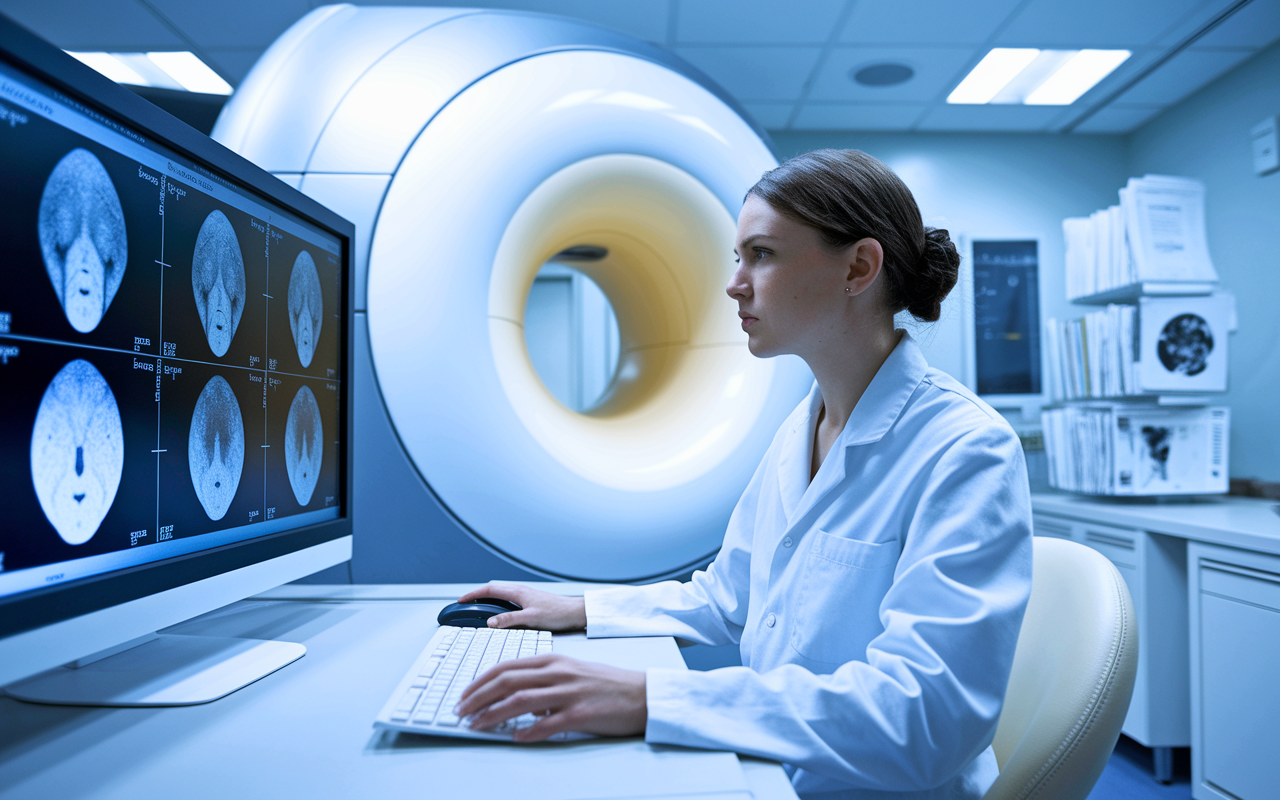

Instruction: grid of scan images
[0,65,343,581]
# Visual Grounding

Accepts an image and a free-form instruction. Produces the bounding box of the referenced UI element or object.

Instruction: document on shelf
[1124,175,1218,283]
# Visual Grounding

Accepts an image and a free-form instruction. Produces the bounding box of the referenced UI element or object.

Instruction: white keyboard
[374,625,587,741]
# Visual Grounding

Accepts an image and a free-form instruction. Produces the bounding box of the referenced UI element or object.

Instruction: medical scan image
[188,375,245,521]
[29,359,125,545]
[284,385,323,506]
[192,210,246,358]
[37,148,128,334]
[1157,313,1214,376]
[287,251,322,368]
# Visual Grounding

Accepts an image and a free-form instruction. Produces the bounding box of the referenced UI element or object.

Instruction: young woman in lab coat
[455,149,1033,800]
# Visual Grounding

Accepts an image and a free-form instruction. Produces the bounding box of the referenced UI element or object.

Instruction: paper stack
[1042,405,1229,495]
[1063,175,1218,300]
[1044,294,1232,401]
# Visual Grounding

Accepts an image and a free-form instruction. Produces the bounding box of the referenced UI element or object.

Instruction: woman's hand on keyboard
[455,654,646,741]
[457,582,587,632]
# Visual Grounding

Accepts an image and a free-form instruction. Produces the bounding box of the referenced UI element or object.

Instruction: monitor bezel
[0,13,356,641]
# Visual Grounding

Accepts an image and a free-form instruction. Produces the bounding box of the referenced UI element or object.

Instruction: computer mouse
[437,597,521,627]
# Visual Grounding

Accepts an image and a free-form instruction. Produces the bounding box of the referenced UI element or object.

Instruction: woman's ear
[844,237,884,297]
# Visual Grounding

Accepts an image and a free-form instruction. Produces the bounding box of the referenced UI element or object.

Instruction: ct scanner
[213,5,812,581]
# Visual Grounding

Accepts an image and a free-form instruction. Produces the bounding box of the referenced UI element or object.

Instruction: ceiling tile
[674,46,822,101]
[1071,103,1164,133]
[1193,0,1280,48]
[148,0,310,49]
[0,0,186,50]
[840,0,1024,45]
[996,0,1206,47]
[792,103,927,130]
[915,103,1063,131]
[676,0,846,44]
[203,48,264,85]
[808,46,976,103]
[1116,46,1255,104]
[740,102,795,129]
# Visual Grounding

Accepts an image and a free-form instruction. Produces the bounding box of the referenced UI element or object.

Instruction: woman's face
[727,194,868,359]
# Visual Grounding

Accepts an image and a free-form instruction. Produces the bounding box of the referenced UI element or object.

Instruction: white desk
[0,585,796,800]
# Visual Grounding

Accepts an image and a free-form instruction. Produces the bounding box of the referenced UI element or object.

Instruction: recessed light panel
[948,47,1129,106]
[65,51,232,95]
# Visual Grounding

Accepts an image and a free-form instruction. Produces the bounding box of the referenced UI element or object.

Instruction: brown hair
[746,149,960,322]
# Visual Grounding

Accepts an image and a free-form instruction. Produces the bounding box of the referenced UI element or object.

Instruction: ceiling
[2,0,1278,134]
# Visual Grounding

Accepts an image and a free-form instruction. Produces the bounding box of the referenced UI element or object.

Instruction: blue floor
[1088,737,1192,800]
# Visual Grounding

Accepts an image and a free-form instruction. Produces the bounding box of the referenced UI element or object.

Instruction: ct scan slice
[192,210,246,358]
[37,148,128,334]
[188,375,245,520]
[287,251,322,368]
[30,359,125,545]
[284,384,323,506]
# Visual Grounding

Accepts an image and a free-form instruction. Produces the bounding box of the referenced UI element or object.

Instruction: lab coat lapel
[785,333,928,528]
[776,385,822,524]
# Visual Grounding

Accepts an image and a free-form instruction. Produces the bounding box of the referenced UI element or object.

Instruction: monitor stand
[3,632,305,707]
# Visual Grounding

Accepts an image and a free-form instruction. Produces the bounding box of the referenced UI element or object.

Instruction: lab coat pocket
[790,531,900,666]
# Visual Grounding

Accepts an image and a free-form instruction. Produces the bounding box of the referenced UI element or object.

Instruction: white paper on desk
[1125,175,1218,283]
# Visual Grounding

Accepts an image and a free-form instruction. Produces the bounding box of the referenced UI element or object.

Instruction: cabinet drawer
[1032,514,1074,540]
[1201,562,1280,612]
[1083,527,1138,568]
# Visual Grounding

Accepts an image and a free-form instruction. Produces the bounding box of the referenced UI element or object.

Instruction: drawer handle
[1086,533,1135,550]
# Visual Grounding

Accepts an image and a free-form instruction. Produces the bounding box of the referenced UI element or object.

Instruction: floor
[1089,738,1193,799]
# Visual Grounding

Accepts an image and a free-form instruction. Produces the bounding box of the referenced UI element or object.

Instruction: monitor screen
[0,40,348,609]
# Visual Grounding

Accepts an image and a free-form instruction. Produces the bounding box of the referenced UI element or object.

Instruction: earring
[844,287,852,294]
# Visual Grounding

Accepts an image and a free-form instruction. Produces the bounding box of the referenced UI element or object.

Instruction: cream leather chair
[984,537,1139,800]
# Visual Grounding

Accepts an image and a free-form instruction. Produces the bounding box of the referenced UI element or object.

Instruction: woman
[455,149,1033,800]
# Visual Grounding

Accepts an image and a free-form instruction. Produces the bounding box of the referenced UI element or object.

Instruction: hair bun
[906,227,960,322]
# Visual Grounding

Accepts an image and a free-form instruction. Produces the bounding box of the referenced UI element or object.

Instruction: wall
[767,130,1130,406]
[1127,39,1280,483]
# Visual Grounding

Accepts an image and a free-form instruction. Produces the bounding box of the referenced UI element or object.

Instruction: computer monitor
[0,14,355,703]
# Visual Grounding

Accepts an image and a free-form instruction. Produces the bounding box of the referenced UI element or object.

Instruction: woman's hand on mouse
[455,654,646,741]
[457,581,587,631]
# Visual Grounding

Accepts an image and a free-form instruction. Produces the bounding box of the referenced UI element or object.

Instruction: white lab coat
[585,332,1032,800]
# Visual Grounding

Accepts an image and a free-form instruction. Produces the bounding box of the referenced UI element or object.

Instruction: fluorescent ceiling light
[65,50,232,95]
[947,48,1040,104]
[66,52,148,86]
[1024,49,1130,105]
[948,47,1130,106]
[146,51,232,95]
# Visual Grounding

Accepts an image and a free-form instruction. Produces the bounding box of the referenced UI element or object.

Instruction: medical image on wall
[265,374,339,513]
[156,361,265,539]
[0,110,163,354]
[191,210,247,359]
[188,375,246,521]
[160,187,266,368]
[0,341,158,572]
[268,231,339,379]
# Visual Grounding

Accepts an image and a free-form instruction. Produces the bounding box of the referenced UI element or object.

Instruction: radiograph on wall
[29,359,124,545]
[287,251,322,368]
[188,375,245,520]
[37,149,128,334]
[192,210,246,358]
[284,385,323,506]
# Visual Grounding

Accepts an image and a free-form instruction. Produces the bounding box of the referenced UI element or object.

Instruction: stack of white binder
[1047,176,1232,497]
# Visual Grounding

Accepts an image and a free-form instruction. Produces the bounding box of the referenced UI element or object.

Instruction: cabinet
[1032,511,1190,781]
[1188,543,1280,800]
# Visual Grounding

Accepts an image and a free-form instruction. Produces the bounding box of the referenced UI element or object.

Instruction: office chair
[983,537,1138,800]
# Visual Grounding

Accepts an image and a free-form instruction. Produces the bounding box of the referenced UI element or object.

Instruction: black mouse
[437,597,521,627]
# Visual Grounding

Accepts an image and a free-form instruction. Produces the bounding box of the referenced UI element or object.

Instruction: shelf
[1069,281,1218,305]
[1046,395,1219,408]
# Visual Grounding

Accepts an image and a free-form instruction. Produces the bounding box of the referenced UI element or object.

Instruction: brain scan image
[284,385,323,506]
[287,251,322,368]
[37,149,128,334]
[192,210,246,357]
[1157,313,1214,376]
[188,375,245,520]
[30,359,124,545]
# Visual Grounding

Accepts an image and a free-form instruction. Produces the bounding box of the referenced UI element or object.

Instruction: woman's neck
[808,324,901,435]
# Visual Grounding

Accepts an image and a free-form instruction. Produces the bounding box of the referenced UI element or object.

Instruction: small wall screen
[972,239,1042,396]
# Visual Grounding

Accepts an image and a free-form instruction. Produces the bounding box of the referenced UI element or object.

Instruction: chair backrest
[983,537,1138,800]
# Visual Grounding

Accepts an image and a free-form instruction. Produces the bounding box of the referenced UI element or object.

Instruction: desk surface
[0,586,795,800]
[1031,493,1280,556]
